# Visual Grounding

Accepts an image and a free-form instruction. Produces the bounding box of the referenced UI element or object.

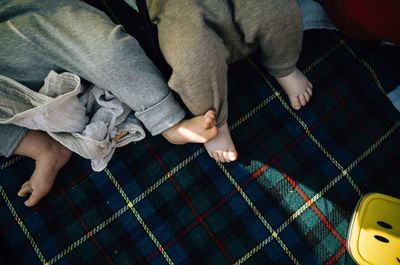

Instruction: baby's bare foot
[162,110,218,144]
[15,131,71,207]
[276,68,313,110]
[204,122,237,163]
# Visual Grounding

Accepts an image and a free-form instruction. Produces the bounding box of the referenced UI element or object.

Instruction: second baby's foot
[204,122,237,163]
[17,135,72,207]
[276,68,313,110]
[162,110,218,145]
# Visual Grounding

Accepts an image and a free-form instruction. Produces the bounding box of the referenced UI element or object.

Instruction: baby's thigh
[158,20,229,80]
[234,0,302,34]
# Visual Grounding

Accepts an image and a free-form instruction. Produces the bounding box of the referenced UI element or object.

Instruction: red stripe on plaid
[324,245,347,265]
[144,140,235,264]
[270,75,363,164]
[275,107,337,159]
[327,82,400,172]
[0,166,92,235]
[323,80,400,264]
[61,189,114,265]
[141,163,270,264]
[252,164,269,179]
[240,114,348,248]
[142,65,397,264]
[282,172,348,248]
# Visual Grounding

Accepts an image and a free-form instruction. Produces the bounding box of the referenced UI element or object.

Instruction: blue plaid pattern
[1,29,400,265]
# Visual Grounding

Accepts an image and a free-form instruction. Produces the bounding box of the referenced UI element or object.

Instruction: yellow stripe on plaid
[104,168,175,265]
[229,94,276,131]
[236,117,400,264]
[216,162,300,265]
[0,30,391,265]
[46,84,282,263]
[46,40,342,264]
[0,185,48,265]
[235,38,368,263]
[4,39,344,265]
[279,121,400,236]
[43,38,348,265]
[47,149,203,264]
[303,41,343,74]
[230,37,342,131]
[49,204,129,264]
[132,148,205,205]
[247,58,363,198]
[0,156,22,170]
[331,32,386,95]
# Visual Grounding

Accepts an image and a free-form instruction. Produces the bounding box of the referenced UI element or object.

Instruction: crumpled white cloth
[0,71,145,171]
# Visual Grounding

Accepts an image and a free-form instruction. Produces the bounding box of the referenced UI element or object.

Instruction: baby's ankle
[39,141,71,168]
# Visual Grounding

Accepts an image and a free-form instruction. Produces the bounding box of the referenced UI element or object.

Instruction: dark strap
[83,0,171,77]
[136,1,161,62]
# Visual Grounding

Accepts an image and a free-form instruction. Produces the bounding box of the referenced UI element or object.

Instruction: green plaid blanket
[1,29,400,265]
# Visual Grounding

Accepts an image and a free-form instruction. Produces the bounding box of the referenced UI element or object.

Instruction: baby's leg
[14,130,71,207]
[233,0,313,110]
[5,0,205,139]
[157,0,237,162]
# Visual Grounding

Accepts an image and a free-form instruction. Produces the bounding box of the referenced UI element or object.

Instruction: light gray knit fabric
[0,0,186,157]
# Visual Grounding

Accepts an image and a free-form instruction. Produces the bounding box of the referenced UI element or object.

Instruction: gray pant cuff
[135,91,186,135]
[2,126,28,157]
[268,66,296,78]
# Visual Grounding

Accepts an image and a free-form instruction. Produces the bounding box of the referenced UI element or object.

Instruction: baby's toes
[207,150,218,161]
[208,110,216,120]
[214,151,227,163]
[225,150,238,162]
[222,151,231,163]
[306,87,313,98]
[25,185,51,207]
[299,94,307,106]
[203,110,216,124]
[303,91,311,102]
[18,181,32,197]
[289,96,301,110]
[24,190,42,207]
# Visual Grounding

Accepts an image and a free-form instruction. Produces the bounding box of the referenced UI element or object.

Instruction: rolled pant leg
[232,0,303,77]
[0,125,28,157]
[0,0,185,151]
[156,0,230,126]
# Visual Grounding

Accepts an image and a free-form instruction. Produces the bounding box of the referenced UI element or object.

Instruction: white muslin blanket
[0,71,145,171]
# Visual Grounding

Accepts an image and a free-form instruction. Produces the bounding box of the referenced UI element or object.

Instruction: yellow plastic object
[347,193,400,265]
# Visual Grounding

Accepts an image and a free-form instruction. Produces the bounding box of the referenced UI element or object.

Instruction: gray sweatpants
[0,0,186,157]
[147,0,303,125]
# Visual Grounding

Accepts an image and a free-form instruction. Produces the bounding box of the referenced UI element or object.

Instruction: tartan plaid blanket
[1,29,400,265]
